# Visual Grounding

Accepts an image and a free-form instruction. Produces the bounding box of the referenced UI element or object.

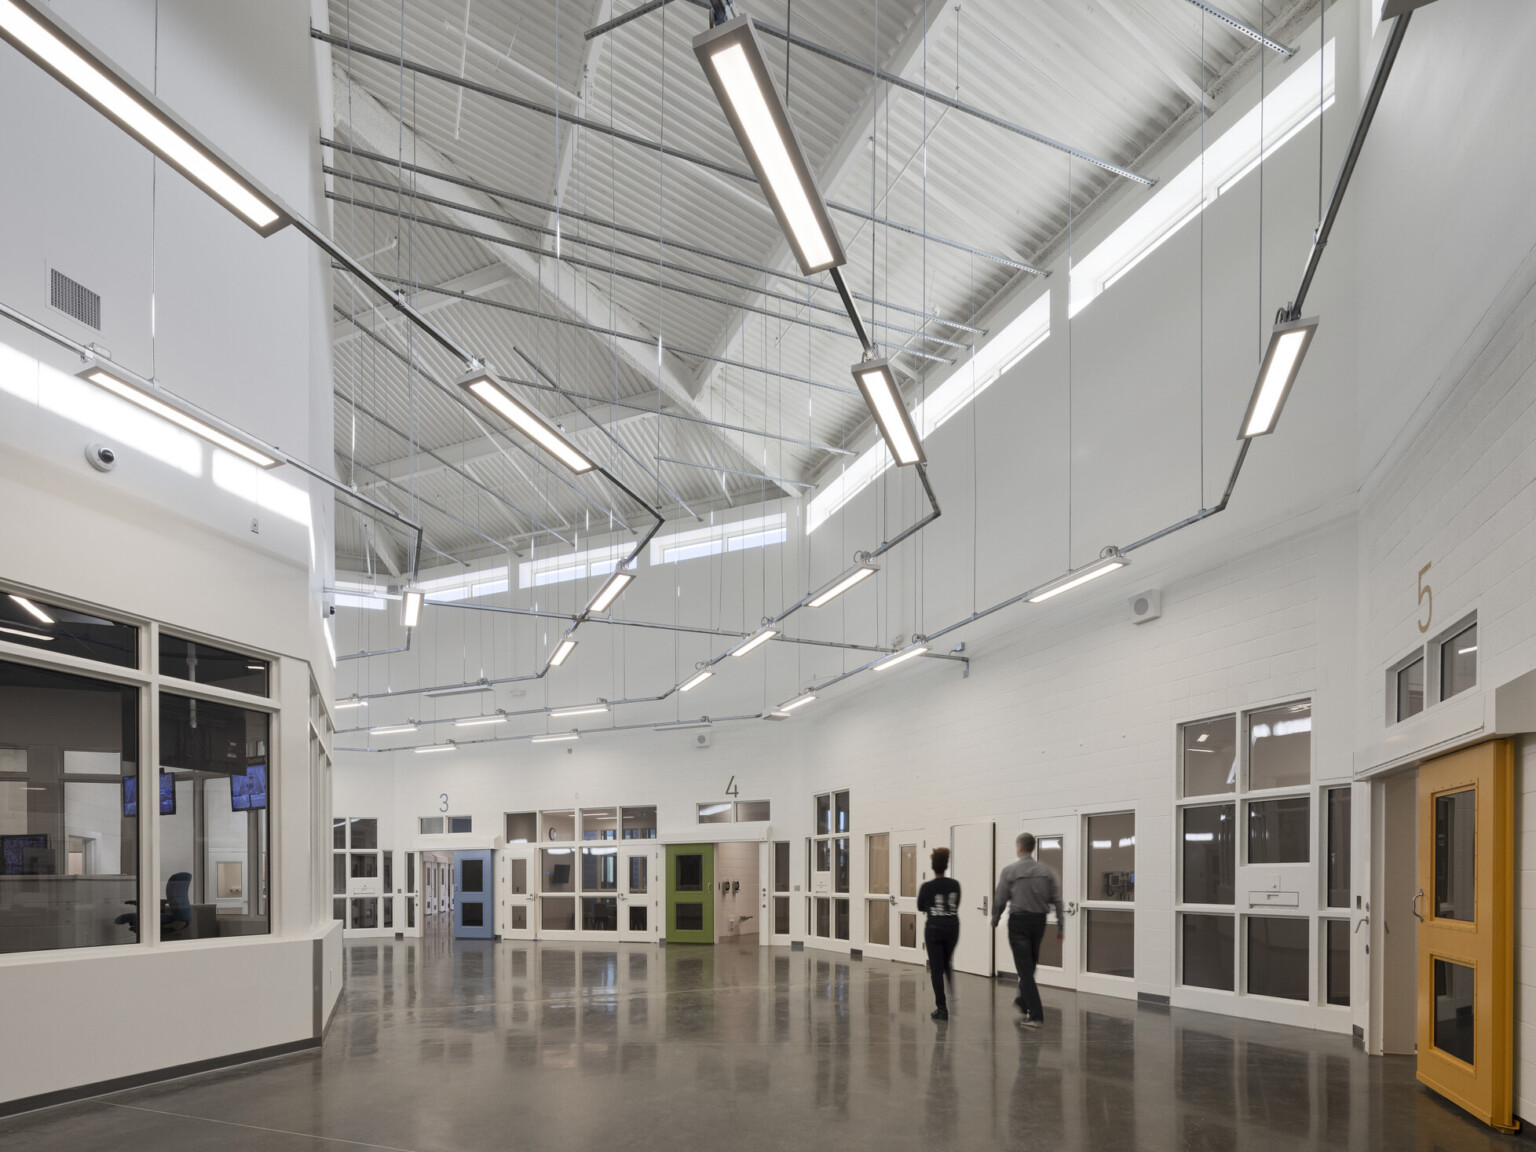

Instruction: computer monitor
[230,764,267,811]
[2,834,49,876]
[121,773,176,817]
[550,862,572,887]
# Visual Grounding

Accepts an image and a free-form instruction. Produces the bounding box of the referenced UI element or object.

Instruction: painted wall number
[439,793,449,812]
[1417,562,1433,634]
[725,775,739,798]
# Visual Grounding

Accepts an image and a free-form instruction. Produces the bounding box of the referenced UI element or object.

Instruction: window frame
[1078,804,1137,985]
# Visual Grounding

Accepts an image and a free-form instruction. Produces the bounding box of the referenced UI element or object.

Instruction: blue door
[454,850,494,939]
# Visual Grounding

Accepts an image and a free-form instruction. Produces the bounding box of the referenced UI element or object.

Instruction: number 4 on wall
[725,776,739,798]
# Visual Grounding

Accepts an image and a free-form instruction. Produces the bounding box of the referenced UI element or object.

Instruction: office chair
[115,871,193,937]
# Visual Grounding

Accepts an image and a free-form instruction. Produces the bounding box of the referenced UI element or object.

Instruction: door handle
[889,895,897,905]
[978,896,988,916]
[1354,917,1369,934]
[1066,901,1079,915]
[1411,889,1424,923]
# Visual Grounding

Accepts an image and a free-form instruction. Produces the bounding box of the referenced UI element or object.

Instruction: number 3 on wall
[1417,562,1433,634]
[439,793,449,813]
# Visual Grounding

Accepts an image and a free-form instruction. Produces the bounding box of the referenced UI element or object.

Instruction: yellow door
[1415,740,1516,1132]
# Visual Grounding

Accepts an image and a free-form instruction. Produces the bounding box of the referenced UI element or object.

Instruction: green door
[666,844,714,944]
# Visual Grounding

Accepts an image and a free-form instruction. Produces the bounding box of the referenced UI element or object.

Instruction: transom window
[1386,612,1478,725]
[810,790,849,942]
[650,513,786,566]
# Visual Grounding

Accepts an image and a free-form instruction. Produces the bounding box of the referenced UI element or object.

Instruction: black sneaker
[931,1008,949,1021]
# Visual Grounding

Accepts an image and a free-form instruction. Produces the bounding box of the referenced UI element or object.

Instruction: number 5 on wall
[1417,562,1433,634]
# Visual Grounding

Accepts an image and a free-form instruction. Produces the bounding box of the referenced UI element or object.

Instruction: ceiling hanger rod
[319,141,985,335]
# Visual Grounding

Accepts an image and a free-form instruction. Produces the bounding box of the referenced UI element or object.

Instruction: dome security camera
[85,443,117,472]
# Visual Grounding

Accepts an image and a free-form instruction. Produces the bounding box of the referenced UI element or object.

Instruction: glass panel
[461,858,484,893]
[159,693,269,938]
[1434,788,1475,921]
[1433,958,1474,1063]
[461,902,483,928]
[505,812,537,843]
[1326,920,1350,1006]
[509,905,524,930]
[349,819,377,850]
[580,808,617,840]
[676,853,703,892]
[1181,913,1235,991]
[815,840,830,873]
[541,810,575,841]
[900,912,917,949]
[448,816,472,834]
[406,852,415,892]
[621,806,657,839]
[815,897,830,937]
[1441,623,1478,700]
[815,794,831,836]
[510,858,527,895]
[774,895,790,935]
[833,838,849,893]
[333,897,345,921]
[581,847,617,891]
[1247,797,1310,864]
[334,818,347,848]
[407,897,415,928]
[382,852,393,893]
[417,816,443,836]
[332,854,346,895]
[834,791,849,833]
[675,903,703,932]
[628,856,647,894]
[735,800,770,822]
[867,833,890,895]
[1397,658,1425,721]
[1086,812,1136,901]
[834,898,849,940]
[350,897,378,929]
[0,594,138,667]
[899,844,917,898]
[1182,715,1236,796]
[1247,916,1308,1000]
[628,906,646,931]
[1182,804,1235,904]
[541,849,575,893]
[542,896,575,931]
[1248,702,1312,790]
[159,635,269,696]
[774,841,790,892]
[1327,788,1351,908]
[867,899,889,945]
[383,895,393,929]
[350,853,377,879]
[697,802,732,824]
[1037,837,1064,967]
[1085,909,1134,977]
[582,896,618,931]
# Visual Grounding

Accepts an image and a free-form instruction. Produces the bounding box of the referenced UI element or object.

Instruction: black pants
[926,921,959,1009]
[1008,912,1047,1021]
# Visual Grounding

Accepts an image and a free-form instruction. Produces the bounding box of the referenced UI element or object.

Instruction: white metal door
[950,822,996,977]
[889,830,926,965]
[619,842,660,941]
[1031,832,1079,989]
[499,847,536,939]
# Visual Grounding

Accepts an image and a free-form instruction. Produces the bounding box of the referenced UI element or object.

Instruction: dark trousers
[1008,912,1047,1021]
[926,921,959,1009]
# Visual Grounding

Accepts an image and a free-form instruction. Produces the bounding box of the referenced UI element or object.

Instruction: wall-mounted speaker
[1128,589,1162,625]
[693,732,712,749]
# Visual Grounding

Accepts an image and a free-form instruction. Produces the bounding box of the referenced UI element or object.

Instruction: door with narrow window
[666,844,714,944]
[453,849,493,939]
[620,842,660,941]
[1415,740,1514,1132]
[500,846,535,940]
[950,822,995,977]
[1029,832,1079,990]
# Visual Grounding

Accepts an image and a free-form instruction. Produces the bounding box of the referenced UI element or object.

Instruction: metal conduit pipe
[0,300,429,583]
[313,29,1037,273]
[336,712,767,754]
[320,142,986,337]
[325,166,972,353]
[327,191,956,366]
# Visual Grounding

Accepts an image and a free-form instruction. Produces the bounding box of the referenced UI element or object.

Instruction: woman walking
[917,847,961,1020]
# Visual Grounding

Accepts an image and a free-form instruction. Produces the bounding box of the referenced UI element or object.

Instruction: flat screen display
[121,773,176,816]
[551,863,572,886]
[2,833,50,875]
[230,764,267,811]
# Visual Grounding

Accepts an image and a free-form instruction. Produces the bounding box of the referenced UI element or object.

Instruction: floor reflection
[0,936,1525,1152]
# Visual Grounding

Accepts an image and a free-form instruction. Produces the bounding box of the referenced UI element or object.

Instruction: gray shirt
[992,856,1064,926]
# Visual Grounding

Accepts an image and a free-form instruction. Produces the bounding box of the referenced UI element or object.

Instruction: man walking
[991,833,1064,1029]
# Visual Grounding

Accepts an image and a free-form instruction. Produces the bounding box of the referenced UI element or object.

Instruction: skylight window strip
[651,513,787,566]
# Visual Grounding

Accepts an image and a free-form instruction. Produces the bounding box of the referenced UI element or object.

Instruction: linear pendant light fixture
[370,722,418,736]
[728,626,778,658]
[1239,316,1318,438]
[0,0,286,235]
[1027,548,1129,603]
[77,362,279,468]
[549,703,610,718]
[532,731,580,744]
[779,692,816,712]
[873,642,929,671]
[548,635,579,667]
[851,358,925,466]
[334,696,367,711]
[585,569,635,615]
[679,669,714,692]
[459,371,595,474]
[807,562,879,608]
[693,15,845,275]
[654,719,712,731]
[454,713,507,728]
[414,743,456,755]
[400,587,425,629]
[423,680,492,698]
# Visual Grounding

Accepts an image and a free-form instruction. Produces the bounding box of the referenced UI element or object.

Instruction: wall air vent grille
[49,267,101,330]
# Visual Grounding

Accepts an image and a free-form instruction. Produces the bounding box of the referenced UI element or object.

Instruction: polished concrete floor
[1,932,1525,1151]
